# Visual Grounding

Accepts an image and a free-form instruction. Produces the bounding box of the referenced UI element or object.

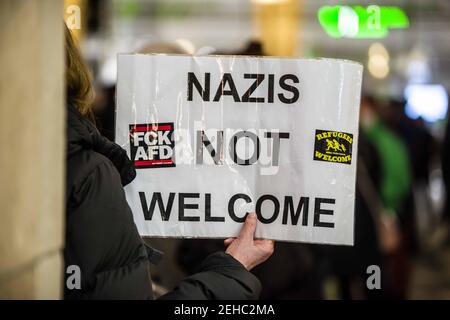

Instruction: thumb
[238,212,257,241]
[224,238,235,247]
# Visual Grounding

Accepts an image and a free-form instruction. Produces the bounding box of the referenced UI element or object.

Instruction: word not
[195,127,290,168]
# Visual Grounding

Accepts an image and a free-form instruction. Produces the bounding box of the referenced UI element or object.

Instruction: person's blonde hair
[65,25,95,123]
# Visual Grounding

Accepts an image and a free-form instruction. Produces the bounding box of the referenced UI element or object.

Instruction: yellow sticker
[314,130,353,165]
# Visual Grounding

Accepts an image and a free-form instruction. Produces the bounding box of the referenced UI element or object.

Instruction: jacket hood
[67,104,136,186]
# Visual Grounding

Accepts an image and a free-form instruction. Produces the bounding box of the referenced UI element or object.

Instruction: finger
[238,212,257,241]
[224,238,235,246]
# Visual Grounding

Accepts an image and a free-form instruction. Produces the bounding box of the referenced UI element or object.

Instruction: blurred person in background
[360,97,412,222]
[359,96,413,299]
[383,99,435,252]
[384,99,434,187]
[65,25,274,300]
[320,132,384,299]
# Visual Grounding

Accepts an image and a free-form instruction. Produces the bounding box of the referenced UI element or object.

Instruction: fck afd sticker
[129,123,175,168]
[314,129,353,165]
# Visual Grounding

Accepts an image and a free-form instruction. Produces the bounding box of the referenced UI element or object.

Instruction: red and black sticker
[129,123,175,169]
[314,129,353,165]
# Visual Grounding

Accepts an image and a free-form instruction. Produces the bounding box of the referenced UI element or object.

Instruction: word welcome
[139,192,336,228]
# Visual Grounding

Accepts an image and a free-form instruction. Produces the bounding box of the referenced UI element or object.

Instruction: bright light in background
[318,5,409,39]
[368,42,389,79]
[404,84,448,122]
[338,6,359,37]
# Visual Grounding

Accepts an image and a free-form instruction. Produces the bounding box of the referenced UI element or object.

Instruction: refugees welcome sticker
[313,129,353,165]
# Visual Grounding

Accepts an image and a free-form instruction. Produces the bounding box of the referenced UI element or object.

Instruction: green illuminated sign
[318,5,409,39]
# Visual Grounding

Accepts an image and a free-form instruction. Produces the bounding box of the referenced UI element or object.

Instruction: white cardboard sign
[116,54,362,245]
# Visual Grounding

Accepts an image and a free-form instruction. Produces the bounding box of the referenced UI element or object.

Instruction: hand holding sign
[225,213,275,270]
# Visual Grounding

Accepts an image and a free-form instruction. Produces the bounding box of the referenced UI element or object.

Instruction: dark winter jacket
[65,104,261,299]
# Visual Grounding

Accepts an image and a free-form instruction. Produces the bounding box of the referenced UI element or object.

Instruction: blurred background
[1,0,450,299]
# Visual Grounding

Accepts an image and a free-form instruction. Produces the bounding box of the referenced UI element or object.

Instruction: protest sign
[116,54,362,245]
